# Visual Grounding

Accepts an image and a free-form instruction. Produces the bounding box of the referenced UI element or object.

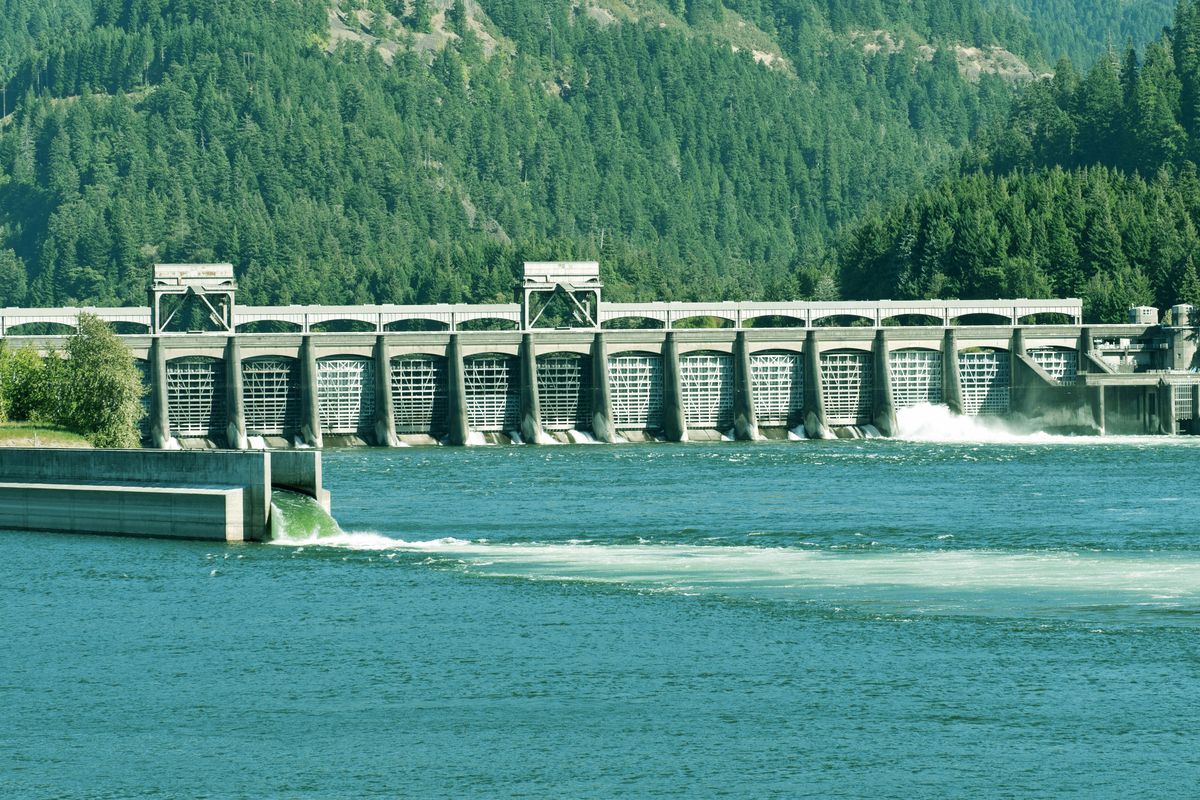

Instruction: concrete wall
[268,450,328,512]
[0,448,272,541]
[0,483,247,541]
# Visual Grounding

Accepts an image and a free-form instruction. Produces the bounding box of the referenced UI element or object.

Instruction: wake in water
[268,531,1200,616]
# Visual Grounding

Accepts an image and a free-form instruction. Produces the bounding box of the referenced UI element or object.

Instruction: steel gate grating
[166,357,225,437]
[317,357,375,434]
[464,355,520,432]
[243,357,301,436]
[1171,380,1199,420]
[959,350,1010,415]
[538,353,591,431]
[608,353,663,430]
[750,351,802,426]
[889,349,942,408]
[391,356,448,435]
[679,352,734,429]
[1028,347,1078,385]
[821,351,873,425]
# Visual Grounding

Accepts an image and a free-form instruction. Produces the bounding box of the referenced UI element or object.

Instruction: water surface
[3,436,1199,798]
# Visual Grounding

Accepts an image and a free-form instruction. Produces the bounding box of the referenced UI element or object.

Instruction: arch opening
[109,321,151,335]
[601,316,664,330]
[165,356,226,438]
[750,350,803,426]
[820,349,873,425]
[1027,346,1078,385]
[1018,313,1073,326]
[243,357,301,437]
[537,352,592,432]
[316,356,375,435]
[385,319,449,333]
[679,350,734,429]
[236,320,303,334]
[4,322,76,336]
[743,315,806,329]
[391,354,448,435]
[958,347,1010,415]
[952,313,1011,327]
[881,314,943,327]
[457,318,520,332]
[673,315,735,330]
[607,351,663,431]
[310,319,377,334]
[463,353,520,432]
[889,348,942,409]
[813,314,874,328]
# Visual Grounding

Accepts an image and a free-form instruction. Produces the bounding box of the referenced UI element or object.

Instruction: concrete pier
[732,331,759,441]
[803,330,831,439]
[149,336,171,449]
[871,329,896,437]
[446,334,470,446]
[373,336,400,447]
[661,333,687,442]
[590,332,620,443]
[519,333,545,444]
[300,335,323,449]
[224,336,249,450]
[942,329,964,416]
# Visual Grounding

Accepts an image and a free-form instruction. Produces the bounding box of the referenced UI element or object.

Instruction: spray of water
[268,490,345,544]
[894,404,1062,443]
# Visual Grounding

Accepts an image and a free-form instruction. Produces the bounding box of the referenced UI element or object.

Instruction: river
[3,415,1199,797]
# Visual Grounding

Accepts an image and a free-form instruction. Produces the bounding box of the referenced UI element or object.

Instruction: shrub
[0,342,53,422]
[52,314,145,448]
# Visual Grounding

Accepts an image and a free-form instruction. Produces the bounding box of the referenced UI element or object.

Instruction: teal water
[3,438,1200,798]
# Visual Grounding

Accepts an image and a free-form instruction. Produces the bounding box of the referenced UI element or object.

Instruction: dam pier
[3,262,1199,445]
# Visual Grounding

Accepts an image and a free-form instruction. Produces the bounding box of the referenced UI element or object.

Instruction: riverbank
[0,422,91,448]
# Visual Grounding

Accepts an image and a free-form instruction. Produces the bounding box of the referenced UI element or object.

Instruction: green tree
[0,342,51,422]
[51,313,145,447]
[0,249,28,306]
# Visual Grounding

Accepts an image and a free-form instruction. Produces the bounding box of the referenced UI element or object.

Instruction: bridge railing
[0,298,1084,335]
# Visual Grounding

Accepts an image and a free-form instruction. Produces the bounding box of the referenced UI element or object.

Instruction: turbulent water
[4,427,1200,797]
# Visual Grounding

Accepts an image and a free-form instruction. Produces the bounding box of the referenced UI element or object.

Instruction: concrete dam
[3,262,1199,445]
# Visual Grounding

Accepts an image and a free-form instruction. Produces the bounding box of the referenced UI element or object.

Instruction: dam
[2,262,1198,445]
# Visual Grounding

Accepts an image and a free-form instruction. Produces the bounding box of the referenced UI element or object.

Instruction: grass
[0,421,92,448]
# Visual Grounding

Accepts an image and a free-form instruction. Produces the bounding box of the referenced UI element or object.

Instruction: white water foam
[269,535,1200,606]
[566,429,601,444]
[894,404,1069,443]
[248,435,268,450]
[466,431,493,446]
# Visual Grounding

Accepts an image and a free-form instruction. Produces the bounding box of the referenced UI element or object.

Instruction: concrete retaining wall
[0,449,326,542]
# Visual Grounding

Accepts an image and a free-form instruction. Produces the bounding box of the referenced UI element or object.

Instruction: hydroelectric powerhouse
[2,262,1199,446]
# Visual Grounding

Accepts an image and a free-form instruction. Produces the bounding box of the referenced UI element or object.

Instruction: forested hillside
[0,0,1057,308]
[838,0,1200,321]
[982,0,1173,65]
